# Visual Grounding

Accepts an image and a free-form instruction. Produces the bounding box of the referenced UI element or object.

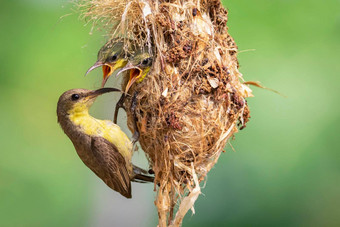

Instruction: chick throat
[102,59,128,87]
[137,67,150,83]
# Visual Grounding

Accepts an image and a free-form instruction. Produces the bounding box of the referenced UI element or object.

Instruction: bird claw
[113,93,126,124]
[131,91,140,144]
[132,165,154,183]
[132,130,140,145]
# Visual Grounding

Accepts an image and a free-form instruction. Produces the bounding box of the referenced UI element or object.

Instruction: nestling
[113,51,153,124]
[85,39,128,87]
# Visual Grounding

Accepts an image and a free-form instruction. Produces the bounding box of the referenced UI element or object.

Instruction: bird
[57,88,154,198]
[85,39,153,144]
[114,51,153,124]
[119,51,153,93]
[85,39,128,87]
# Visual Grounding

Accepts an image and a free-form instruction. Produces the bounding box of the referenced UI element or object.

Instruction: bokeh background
[0,0,339,226]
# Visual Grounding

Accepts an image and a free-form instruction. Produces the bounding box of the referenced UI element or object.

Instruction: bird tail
[132,165,154,183]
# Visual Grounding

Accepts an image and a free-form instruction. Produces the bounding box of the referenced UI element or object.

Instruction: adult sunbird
[85,39,128,87]
[57,88,153,198]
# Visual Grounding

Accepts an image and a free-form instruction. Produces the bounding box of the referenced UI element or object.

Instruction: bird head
[85,40,128,87]
[118,51,153,93]
[57,88,121,119]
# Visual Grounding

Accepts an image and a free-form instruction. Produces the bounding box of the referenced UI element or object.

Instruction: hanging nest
[78,0,253,226]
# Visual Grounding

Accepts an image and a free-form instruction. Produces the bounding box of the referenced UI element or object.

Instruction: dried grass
[78,0,253,226]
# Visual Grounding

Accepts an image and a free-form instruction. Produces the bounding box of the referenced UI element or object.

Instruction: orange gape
[102,65,112,87]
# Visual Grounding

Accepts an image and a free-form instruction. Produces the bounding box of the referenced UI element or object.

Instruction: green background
[0,0,339,226]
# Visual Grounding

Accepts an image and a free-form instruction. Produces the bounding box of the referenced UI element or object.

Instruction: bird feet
[131,91,140,145]
[113,93,126,124]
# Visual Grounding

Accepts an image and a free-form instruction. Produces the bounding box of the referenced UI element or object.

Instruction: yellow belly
[69,112,132,160]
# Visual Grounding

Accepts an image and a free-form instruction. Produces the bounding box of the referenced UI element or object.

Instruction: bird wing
[90,137,132,198]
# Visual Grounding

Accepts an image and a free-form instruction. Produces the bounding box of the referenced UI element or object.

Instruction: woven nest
[78,0,253,226]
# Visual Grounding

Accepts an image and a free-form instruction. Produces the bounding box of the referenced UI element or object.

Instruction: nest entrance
[79,0,253,226]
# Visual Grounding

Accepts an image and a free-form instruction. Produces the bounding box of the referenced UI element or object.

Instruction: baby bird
[114,51,153,124]
[120,51,153,93]
[86,39,128,87]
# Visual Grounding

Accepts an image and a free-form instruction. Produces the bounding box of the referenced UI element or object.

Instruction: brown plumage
[57,88,153,198]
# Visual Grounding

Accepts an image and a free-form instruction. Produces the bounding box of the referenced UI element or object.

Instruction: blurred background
[0,0,339,226]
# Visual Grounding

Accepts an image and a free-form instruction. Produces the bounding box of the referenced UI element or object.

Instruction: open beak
[85,61,104,77]
[89,87,122,98]
[117,63,142,93]
[101,59,129,87]
[101,64,114,87]
[85,61,115,88]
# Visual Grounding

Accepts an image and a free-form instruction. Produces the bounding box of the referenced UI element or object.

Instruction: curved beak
[85,61,104,77]
[117,63,142,93]
[84,61,116,88]
[89,87,122,98]
[101,59,129,87]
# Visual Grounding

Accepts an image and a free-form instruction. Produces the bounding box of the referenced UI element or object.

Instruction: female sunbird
[85,39,128,87]
[57,88,153,198]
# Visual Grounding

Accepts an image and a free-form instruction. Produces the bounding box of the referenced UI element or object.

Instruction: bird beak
[101,59,128,88]
[85,60,113,87]
[85,61,119,88]
[85,61,104,77]
[101,64,113,87]
[126,68,142,93]
[89,87,122,98]
[85,62,116,88]
[117,63,142,93]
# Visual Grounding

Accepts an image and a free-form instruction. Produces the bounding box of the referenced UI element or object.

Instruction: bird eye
[141,58,152,66]
[71,94,80,101]
[110,54,118,62]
